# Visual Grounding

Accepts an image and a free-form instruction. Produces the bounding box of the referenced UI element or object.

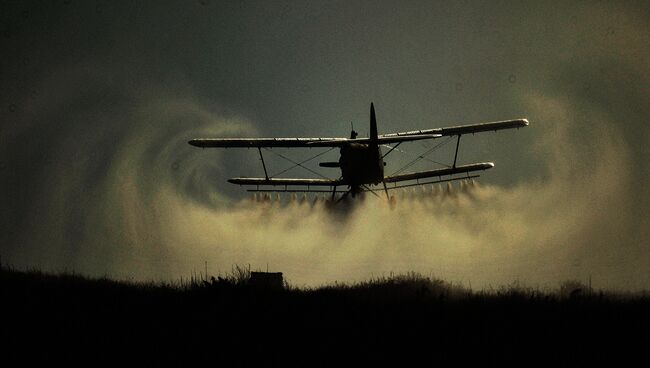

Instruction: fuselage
[338,143,384,186]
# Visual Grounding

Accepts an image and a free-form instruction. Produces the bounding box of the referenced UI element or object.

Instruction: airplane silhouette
[189,103,528,201]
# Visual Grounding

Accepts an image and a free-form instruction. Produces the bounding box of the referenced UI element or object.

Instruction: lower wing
[227,177,345,186]
[384,162,494,183]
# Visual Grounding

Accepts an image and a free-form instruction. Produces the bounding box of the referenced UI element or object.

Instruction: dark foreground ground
[2,267,648,366]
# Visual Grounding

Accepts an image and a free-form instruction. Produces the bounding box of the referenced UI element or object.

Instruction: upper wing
[188,118,527,148]
[382,118,529,138]
[306,134,440,147]
[188,134,441,148]
[188,137,344,148]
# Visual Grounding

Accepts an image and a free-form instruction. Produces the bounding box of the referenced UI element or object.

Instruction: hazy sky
[1,1,648,289]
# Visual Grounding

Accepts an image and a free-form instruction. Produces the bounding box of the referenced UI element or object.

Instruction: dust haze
[0,1,648,289]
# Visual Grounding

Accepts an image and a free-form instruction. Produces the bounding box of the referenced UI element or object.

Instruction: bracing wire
[263,147,335,179]
[389,136,455,176]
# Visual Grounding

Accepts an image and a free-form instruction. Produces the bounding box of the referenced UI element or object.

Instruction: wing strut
[257,147,269,180]
[452,135,461,168]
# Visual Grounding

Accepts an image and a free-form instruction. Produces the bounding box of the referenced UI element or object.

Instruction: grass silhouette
[1,264,648,365]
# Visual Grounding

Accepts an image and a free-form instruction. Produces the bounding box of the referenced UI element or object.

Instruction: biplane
[188,103,528,202]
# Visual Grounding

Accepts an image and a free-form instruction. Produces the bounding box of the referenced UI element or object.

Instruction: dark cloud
[0,1,648,288]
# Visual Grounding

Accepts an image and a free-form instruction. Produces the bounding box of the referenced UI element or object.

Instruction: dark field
[2,266,648,366]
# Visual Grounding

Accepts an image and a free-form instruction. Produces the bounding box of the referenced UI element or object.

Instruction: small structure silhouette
[249,272,283,289]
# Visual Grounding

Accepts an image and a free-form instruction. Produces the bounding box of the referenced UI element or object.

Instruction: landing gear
[382,181,389,200]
